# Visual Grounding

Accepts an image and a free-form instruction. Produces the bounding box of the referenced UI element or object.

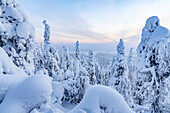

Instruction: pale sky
[18,0,170,47]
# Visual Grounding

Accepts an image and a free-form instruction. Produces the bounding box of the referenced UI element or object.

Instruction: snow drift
[69,85,135,113]
[0,47,27,103]
[0,47,53,113]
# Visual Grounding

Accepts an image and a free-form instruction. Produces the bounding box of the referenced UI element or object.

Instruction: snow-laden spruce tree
[86,50,96,85]
[0,0,35,75]
[34,44,44,72]
[135,16,170,112]
[109,39,134,108]
[73,41,81,77]
[42,20,62,80]
[75,41,80,60]
[70,41,90,103]
[43,20,50,46]
[61,46,74,79]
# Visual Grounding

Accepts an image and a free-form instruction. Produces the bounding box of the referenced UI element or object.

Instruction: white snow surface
[69,85,135,113]
[0,47,27,103]
[0,74,52,113]
[148,26,169,46]
[16,21,35,39]
[5,6,23,22]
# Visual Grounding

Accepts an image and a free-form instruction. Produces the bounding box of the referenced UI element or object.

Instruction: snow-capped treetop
[75,41,80,60]
[116,39,125,56]
[145,16,160,33]
[140,16,169,46]
[43,20,50,45]
[89,50,94,59]
[137,16,169,63]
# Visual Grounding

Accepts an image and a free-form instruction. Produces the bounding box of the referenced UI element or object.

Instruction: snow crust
[69,85,134,113]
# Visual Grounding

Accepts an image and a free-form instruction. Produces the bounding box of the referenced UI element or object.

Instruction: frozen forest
[0,0,169,113]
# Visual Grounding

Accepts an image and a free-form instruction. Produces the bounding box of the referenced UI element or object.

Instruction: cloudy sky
[18,0,170,47]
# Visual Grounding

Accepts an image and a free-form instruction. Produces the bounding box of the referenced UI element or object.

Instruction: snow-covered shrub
[0,0,35,75]
[135,16,170,112]
[69,85,135,113]
[62,78,79,103]
[51,81,64,105]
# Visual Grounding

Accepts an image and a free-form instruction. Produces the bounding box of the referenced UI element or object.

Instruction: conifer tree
[109,39,134,108]
[0,0,36,75]
[135,16,170,112]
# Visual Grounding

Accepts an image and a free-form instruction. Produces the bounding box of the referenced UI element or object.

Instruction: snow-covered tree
[75,41,80,60]
[135,16,170,112]
[42,20,61,80]
[34,44,44,72]
[43,20,50,46]
[61,46,74,80]
[0,0,35,75]
[86,50,96,85]
[109,39,134,108]
[66,41,90,103]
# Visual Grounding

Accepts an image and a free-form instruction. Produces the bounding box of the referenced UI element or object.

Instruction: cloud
[18,0,170,46]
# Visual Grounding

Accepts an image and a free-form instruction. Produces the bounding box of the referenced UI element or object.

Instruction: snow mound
[0,74,52,113]
[0,47,26,75]
[16,21,35,39]
[0,47,27,103]
[69,85,134,113]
